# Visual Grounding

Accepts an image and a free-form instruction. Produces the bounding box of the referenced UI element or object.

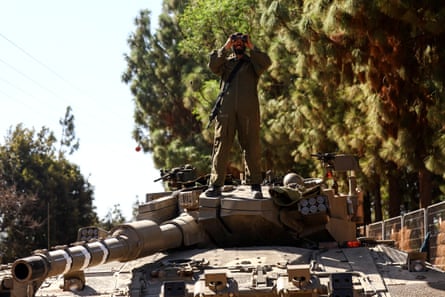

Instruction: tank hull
[25,245,445,297]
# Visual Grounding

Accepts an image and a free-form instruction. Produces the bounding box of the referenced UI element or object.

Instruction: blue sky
[0,1,164,220]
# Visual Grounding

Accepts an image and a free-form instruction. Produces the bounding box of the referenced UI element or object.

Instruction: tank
[2,153,445,297]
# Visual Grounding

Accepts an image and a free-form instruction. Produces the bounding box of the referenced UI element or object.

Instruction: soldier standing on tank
[204,32,272,198]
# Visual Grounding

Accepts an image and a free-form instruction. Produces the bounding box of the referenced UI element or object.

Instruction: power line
[0,32,81,91]
[0,42,78,128]
[0,75,34,98]
[0,56,61,99]
[0,75,52,112]
[0,32,131,133]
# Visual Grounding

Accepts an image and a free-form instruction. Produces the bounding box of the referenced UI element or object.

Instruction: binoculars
[231,34,248,42]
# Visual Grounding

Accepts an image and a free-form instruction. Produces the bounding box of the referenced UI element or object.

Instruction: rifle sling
[206,59,244,128]
[220,59,244,95]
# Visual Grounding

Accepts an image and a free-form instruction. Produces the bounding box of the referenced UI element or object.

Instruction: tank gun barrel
[12,213,202,283]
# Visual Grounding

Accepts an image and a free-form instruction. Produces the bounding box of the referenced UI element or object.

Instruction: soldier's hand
[224,36,233,50]
[244,34,254,50]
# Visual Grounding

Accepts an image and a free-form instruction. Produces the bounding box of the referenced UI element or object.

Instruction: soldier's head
[230,32,247,55]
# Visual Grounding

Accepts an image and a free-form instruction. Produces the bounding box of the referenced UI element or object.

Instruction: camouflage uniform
[208,46,271,187]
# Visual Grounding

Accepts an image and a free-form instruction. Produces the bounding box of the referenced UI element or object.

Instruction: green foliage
[0,182,39,262]
[125,0,445,220]
[179,0,258,59]
[123,7,207,174]
[99,204,126,230]
[0,124,97,262]
[59,106,80,157]
[255,0,445,213]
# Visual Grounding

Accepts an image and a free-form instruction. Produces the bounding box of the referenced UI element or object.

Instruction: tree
[0,124,97,262]
[125,0,445,221]
[317,1,445,212]
[257,0,445,216]
[0,181,39,262]
[59,105,80,157]
[99,204,126,231]
[122,4,210,174]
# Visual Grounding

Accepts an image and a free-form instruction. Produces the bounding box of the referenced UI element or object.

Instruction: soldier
[205,32,272,198]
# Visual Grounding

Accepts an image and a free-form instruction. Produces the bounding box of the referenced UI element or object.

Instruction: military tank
[2,153,445,297]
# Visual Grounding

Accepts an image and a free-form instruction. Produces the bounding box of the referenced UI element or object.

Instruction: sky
[0,1,165,220]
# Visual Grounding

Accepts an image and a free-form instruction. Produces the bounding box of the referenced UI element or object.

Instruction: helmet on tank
[283,172,304,187]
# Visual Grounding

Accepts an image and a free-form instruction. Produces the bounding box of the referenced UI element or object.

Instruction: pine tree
[59,105,80,157]
[125,0,445,220]
[328,1,445,211]
[259,0,445,216]
[123,4,210,173]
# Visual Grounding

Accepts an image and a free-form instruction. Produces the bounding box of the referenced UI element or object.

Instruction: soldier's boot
[204,185,222,197]
[251,184,263,199]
